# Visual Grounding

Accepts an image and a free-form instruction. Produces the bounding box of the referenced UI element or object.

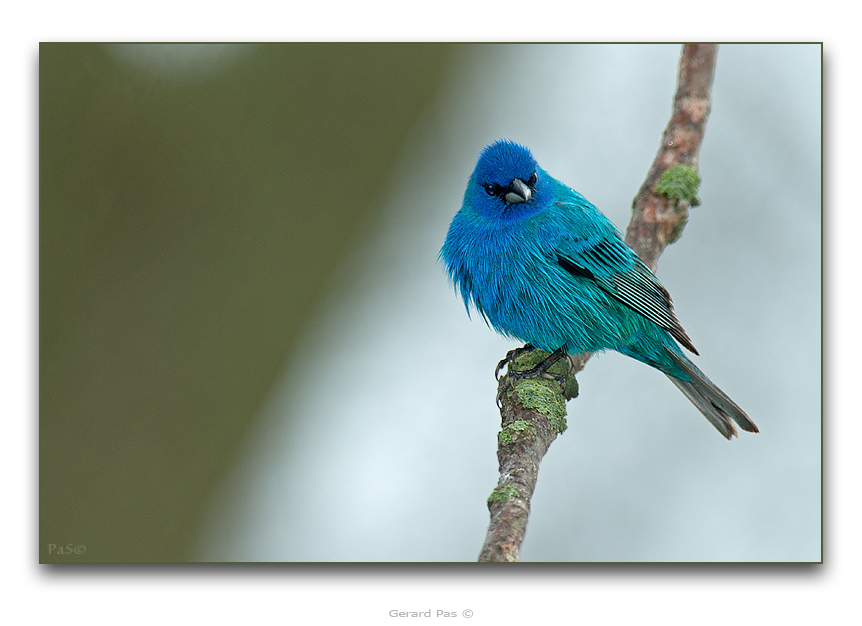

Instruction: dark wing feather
[556,236,698,354]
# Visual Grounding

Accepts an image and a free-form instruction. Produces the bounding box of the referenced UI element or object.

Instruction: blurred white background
[196,44,820,562]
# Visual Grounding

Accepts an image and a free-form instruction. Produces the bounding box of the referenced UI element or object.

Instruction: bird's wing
[554,232,698,354]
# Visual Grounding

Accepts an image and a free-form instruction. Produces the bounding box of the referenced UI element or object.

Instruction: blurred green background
[40,43,454,562]
[40,44,820,564]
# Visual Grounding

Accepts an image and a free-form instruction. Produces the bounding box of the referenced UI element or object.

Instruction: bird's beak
[505,178,532,204]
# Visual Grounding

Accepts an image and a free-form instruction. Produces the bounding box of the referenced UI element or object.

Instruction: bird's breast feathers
[446,213,618,351]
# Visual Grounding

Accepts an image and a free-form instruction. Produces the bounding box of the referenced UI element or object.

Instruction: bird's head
[466,140,549,221]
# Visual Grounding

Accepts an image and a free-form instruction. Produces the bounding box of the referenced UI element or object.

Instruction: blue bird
[440,140,758,439]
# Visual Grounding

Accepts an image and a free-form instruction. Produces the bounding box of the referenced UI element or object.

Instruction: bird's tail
[665,349,759,440]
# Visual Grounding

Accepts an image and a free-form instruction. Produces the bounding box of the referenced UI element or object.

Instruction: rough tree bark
[478,44,719,563]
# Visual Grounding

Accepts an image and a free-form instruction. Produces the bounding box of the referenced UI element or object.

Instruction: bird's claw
[495,346,568,408]
[495,344,535,380]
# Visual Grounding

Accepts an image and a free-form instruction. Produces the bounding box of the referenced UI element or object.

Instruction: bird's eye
[483,183,502,196]
[528,171,538,187]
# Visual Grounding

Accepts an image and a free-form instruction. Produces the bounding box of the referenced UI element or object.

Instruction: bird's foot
[495,344,535,380]
[495,346,570,407]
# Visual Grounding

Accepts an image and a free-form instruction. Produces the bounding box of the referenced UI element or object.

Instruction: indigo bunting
[441,140,758,439]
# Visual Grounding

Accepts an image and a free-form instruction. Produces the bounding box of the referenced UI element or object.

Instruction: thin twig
[478,44,719,563]
[628,43,718,270]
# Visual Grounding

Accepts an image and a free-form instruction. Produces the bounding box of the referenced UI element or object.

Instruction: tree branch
[478,44,719,563]
[627,43,717,270]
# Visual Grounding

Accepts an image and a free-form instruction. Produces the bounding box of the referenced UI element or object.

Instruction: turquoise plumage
[441,140,757,439]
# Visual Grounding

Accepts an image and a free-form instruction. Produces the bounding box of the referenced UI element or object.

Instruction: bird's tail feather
[665,349,759,439]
